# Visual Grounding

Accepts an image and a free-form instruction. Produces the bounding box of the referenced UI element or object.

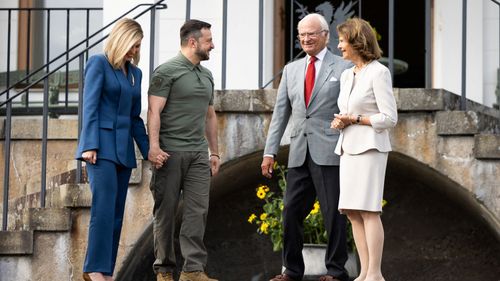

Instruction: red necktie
[304,56,317,108]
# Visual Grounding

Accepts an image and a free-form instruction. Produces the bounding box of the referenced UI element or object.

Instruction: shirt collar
[307,47,327,63]
[178,51,201,71]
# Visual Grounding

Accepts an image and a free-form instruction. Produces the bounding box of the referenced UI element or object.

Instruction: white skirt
[338,149,388,212]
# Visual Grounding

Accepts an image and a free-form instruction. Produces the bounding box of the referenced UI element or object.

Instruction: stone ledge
[395,89,500,119]
[58,184,92,208]
[436,111,499,135]
[474,134,500,159]
[0,117,79,140]
[214,89,276,112]
[0,231,33,255]
[395,88,447,111]
[22,208,71,231]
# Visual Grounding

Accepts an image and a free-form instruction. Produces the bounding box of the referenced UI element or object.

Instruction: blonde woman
[331,18,397,281]
[76,18,153,281]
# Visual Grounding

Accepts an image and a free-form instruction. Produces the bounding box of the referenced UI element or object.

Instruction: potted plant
[248,162,358,277]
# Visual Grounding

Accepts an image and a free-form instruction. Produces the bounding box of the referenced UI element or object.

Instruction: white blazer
[334,60,397,155]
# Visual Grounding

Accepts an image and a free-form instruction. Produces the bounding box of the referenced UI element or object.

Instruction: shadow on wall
[115,149,500,281]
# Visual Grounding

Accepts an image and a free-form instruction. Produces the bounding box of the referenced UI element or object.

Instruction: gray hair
[298,13,330,32]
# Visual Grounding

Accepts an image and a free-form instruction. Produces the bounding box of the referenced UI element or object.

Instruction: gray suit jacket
[264,50,352,168]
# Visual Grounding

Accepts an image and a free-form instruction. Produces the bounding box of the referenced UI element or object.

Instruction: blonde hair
[104,18,143,69]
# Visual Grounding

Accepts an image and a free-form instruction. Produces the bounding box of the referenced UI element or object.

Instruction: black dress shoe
[269,274,300,281]
[318,275,341,281]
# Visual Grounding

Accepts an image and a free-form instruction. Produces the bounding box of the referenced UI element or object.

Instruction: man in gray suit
[261,13,351,281]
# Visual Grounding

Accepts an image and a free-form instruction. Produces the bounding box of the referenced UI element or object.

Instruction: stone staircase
[0,161,145,281]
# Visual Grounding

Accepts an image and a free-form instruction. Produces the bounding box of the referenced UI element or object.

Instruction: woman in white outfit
[331,18,397,281]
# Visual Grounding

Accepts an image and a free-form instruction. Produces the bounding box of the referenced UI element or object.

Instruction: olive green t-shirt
[148,52,214,151]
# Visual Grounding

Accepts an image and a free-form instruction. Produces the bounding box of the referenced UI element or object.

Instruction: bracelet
[356,115,362,124]
[210,153,220,159]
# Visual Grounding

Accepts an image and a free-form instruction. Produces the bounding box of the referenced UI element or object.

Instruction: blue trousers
[83,159,132,276]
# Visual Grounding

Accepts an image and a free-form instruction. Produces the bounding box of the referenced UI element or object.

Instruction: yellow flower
[382,199,388,208]
[260,222,269,234]
[310,201,320,215]
[260,213,268,220]
[256,189,266,199]
[248,214,257,223]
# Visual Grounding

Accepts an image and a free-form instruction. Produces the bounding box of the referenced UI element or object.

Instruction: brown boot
[179,271,218,281]
[157,272,174,281]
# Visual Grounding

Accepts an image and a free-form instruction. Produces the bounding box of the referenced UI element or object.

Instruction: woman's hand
[82,150,97,164]
[331,114,352,130]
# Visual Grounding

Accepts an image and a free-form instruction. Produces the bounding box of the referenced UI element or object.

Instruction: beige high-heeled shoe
[83,272,109,281]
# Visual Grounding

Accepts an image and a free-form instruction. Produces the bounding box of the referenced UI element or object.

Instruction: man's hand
[148,146,169,169]
[210,155,221,176]
[82,150,97,165]
[261,156,275,179]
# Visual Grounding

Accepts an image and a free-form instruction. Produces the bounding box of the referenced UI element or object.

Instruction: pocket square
[329,76,338,82]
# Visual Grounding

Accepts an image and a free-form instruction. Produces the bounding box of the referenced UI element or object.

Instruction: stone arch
[115,148,500,281]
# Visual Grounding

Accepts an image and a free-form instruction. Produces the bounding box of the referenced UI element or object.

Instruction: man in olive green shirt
[147,19,220,281]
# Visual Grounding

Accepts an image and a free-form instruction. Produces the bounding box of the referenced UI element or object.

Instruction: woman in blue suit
[75,18,152,281]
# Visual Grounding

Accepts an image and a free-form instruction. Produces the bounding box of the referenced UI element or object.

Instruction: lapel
[109,62,133,119]
[308,51,335,107]
[294,57,308,109]
[344,68,355,97]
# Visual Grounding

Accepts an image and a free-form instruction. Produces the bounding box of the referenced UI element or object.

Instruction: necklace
[354,63,366,73]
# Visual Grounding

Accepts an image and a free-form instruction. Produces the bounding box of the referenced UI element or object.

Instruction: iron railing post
[221,0,228,90]
[185,0,191,21]
[461,0,467,110]
[86,9,90,62]
[41,78,49,208]
[2,10,12,230]
[388,0,394,81]
[150,5,156,78]
[65,9,70,108]
[289,0,294,62]
[77,54,84,183]
[25,10,31,109]
[425,0,431,88]
[258,0,263,88]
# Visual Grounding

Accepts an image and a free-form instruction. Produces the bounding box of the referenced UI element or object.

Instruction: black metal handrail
[0,7,103,108]
[0,3,166,108]
[1,0,167,231]
[0,4,164,102]
[490,0,500,108]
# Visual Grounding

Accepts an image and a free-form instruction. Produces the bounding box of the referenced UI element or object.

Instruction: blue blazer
[75,54,149,168]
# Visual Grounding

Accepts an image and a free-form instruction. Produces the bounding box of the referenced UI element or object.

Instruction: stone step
[0,117,79,140]
[474,134,500,159]
[55,183,92,208]
[436,111,500,136]
[395,89,500,119]
[20,208,71,231]
[0,231,33,255]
